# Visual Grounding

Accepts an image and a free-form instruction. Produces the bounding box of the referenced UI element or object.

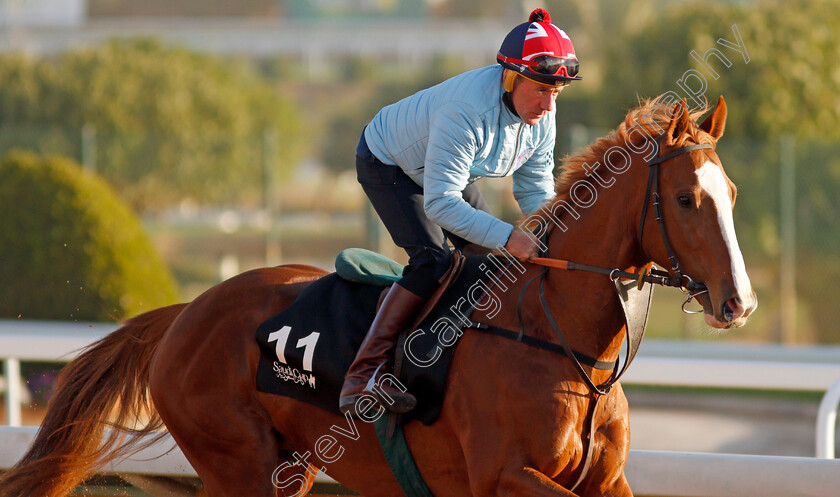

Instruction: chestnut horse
[0,95,756,497]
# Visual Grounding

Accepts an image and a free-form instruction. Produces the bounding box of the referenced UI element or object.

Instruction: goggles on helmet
[497,54,580,79]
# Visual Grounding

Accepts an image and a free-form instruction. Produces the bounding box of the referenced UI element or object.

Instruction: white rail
[817,378,840,458]
[624,449,840,497]
[2,358,21,427]
[0,320,115,428]
[0,427,193,477]
[2,426,840,497]
[1,320,839,458]
[621,357,840,391]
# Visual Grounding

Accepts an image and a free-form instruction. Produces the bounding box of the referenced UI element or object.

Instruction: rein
[519,135,715,396]
[527,256,700,292]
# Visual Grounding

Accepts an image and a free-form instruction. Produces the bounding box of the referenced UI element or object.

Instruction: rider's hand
[504,230,540,261]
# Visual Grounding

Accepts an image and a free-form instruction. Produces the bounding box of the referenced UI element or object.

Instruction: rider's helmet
[497,8,582,90]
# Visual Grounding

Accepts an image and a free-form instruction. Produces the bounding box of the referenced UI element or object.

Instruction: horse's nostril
[722,302,734,322]
[722,297,745,322]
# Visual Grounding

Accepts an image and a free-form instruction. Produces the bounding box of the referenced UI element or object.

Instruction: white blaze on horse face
[696,161,752,304]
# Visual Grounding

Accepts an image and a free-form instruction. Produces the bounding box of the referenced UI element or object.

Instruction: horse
[0,95,756,497]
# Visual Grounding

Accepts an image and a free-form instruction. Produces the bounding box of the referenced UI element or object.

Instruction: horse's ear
[665,99,691,146]
[700,95,727,141]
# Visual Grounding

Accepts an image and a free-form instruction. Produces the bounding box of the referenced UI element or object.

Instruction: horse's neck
[524,171,645,367]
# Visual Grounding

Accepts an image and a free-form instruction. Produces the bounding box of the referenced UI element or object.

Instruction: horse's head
[641,96,757,329]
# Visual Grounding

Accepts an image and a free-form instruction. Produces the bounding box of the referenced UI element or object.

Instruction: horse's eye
[678,194,693,208]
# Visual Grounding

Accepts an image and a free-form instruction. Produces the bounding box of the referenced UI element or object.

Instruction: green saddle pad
[335,248,404,286]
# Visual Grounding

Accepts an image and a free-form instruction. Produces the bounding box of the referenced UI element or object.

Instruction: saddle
[335,247,467,319]
[254,248,479,422]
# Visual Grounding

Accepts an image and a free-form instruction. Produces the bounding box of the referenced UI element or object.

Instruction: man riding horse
[340,8,582,415]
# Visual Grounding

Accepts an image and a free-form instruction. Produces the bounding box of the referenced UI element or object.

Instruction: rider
[339,8,582,415]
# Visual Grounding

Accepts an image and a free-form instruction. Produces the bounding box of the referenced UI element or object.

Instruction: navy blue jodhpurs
[355,132,491,299]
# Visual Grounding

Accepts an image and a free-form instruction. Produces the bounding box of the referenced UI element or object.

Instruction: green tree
[89,0,278,17]
[596,0,840,139]
[0,151,179,321]
[0,39,306,211]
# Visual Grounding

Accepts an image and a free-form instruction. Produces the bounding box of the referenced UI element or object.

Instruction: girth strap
[373,415,435,497]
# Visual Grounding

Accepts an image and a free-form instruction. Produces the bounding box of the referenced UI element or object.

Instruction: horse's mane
[553,96,713,203]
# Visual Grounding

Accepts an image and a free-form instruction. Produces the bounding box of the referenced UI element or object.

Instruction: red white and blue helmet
[497,8,582,87]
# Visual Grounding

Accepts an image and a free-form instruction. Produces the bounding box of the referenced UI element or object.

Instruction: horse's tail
[0,303,188,497]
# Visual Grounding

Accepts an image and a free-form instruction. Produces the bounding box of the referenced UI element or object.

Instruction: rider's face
[510,76,564,126]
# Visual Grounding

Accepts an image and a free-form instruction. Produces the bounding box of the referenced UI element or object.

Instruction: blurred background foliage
[0,151,178,321]
[0,0,837,343]
[0,39,304,211]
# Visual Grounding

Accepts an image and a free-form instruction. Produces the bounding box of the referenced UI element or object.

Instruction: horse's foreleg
[592,473,633,497]
[496,467,633,497]
[576,386,634,497]
[493,467,581,497]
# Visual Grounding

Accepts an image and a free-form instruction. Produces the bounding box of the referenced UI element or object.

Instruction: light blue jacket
[364,65,557,249]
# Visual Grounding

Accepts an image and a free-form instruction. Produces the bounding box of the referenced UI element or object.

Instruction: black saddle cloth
[255,255,495,424]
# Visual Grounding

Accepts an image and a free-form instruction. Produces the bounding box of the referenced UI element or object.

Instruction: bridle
[637,134,713,308]
[463,135,719,491]
[521,134,715,396]
[529,134,713,310]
